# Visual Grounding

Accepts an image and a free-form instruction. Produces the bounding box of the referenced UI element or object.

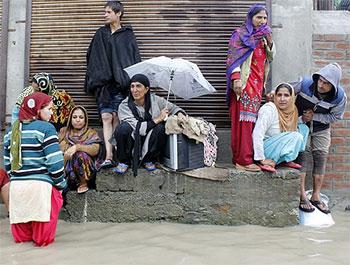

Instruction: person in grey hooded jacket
[291,63,346,214]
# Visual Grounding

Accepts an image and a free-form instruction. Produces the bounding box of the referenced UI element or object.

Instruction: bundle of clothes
[165,113,218,167]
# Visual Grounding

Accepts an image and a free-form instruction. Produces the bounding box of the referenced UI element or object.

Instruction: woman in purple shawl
[226,4,275,172]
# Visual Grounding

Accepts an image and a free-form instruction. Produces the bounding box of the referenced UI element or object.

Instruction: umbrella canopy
[124,56,216,100]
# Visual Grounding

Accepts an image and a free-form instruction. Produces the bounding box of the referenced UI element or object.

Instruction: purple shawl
[226,4,272,104]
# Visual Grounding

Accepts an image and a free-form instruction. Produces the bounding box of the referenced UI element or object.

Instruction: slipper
[236,163,261,172]
[113,163,129,174]
[310,199,331,214]
[144,162,157,172]
[299,199,315,213]
[258,164,277,173]
[77,184,88,194]
[279,161,302,169]
[100,159,114,169]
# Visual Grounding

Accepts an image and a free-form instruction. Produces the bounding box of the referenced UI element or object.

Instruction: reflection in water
[0,212,349,265]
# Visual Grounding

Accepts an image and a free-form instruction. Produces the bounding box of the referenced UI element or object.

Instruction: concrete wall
[5,0,27,122]
[271,0,313,87]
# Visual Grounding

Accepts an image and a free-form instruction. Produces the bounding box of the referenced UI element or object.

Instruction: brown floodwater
[0,211,349,265]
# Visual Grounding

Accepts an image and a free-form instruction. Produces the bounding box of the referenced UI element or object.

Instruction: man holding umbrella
[84,1,141,169]
[114,74,184,176]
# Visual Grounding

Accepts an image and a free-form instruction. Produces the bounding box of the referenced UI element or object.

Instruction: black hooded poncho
[84,25,141,96]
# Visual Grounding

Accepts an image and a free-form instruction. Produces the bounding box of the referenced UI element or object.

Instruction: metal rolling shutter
[30,0,265,128]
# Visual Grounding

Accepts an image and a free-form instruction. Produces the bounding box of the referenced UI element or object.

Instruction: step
[61,166,300,227]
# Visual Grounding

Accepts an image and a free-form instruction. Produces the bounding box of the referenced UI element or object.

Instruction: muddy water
[0,212,349,265]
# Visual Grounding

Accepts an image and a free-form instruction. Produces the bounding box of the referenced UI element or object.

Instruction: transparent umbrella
[124,56,216,103]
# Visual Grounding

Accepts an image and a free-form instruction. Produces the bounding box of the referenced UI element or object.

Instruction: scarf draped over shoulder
[59,106,101,150]
[226,4,272,104]
[273,83,298,132]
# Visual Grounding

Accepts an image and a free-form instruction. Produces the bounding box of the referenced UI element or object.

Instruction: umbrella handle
[166,69,175,109]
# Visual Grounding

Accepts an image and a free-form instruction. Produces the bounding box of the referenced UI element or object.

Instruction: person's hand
[266,33,273,48]
[302,109,314,123]
[64,145,77,160]
[265,91,274,102]
[231,79,242,97]
[155,108,170,124]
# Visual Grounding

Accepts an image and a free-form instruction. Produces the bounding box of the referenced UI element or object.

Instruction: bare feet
[77,184,88,194]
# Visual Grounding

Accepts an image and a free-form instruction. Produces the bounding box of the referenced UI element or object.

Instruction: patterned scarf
[59,106,101,185]
[226,4,272,104]
[32,72,57,95]
[61,106,101,147]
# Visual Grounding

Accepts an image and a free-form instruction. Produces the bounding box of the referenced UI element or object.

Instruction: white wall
[313,11,350,34]
[271,0,313,87]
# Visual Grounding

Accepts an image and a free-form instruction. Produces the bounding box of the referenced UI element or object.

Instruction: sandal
[144,162,157,172]
[77,184,88,194]
[299,199,315,213]
[113,163,129,174]
[310,199,331,214]
[236,163,261,172]
[279,161,302,169]
[258,164,277,173]
[100,159,114,169]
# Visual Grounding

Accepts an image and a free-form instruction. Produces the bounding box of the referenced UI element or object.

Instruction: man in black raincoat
[85,1,141,168]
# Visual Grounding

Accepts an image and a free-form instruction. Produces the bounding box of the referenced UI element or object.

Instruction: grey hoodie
[292,63,347,132]
[312,62,342,92]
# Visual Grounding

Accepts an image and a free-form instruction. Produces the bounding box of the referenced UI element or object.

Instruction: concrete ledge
[61,167,300,227]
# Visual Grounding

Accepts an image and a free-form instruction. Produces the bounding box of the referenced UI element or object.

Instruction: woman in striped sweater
[3,92,67,247]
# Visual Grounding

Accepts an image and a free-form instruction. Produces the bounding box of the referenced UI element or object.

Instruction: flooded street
[0,212,349,265]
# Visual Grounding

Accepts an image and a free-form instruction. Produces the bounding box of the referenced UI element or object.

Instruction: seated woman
[114,74,184,176]
[252,83,309,173]
[4,92,67,246]
[59,106,101,194]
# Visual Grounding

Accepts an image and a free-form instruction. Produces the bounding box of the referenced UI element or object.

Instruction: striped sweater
[3,120,67,190]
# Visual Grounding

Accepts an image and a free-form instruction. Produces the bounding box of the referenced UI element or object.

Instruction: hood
[312,63,342,93]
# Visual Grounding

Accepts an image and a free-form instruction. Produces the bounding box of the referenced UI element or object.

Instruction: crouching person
[114,74,184,176]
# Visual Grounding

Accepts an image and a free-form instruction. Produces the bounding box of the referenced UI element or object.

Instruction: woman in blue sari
[253,83,309,173]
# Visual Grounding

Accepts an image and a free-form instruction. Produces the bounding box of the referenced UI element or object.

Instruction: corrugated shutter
[0,0,2,42]
[30,0,265,128]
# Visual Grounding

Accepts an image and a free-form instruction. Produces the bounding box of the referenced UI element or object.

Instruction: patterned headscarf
[11,92,52,171]
[60,105,101,148]
[32,72,57,95]
[273,83,298,132]
[226,4,272,104]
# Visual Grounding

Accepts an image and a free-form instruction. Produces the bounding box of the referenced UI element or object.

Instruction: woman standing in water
[3,92,67,246]
[59,106,101,193]
[226,4,275,171]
